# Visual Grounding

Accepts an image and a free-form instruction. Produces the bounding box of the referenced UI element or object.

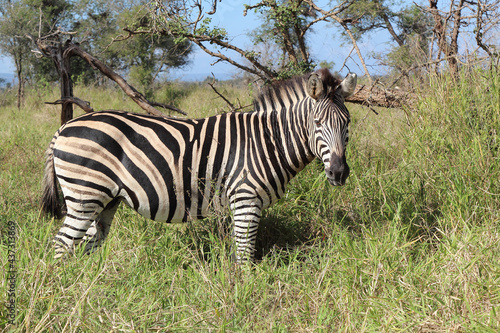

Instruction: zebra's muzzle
[325,153,350,186]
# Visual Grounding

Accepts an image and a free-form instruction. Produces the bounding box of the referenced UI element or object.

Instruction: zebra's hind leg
[53,201,102,259]
[231,201,262,263]
[82,198,121,255]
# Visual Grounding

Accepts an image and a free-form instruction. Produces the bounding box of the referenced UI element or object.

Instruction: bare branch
[149,101,188,116]
[207,73,235,111]
[99,29,136,54]
[301,0,353,34]
[340,46,355,72]
[206,0,219,15]
[64,43,187,117]
[475,0,495,59]
[346,84,417,109]
[188,36,276,82]
[304,0,373,84]
[46,97,94,113]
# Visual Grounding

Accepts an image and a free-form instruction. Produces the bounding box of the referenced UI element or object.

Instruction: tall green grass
[1,69,499,331]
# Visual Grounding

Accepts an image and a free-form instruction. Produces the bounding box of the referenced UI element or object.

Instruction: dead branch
[27,32,76,123]
[206,75,253,112]
[46,97,94,113]
[189,36,276,82]
[149,101,187,116]
[346,84,417,109]
[474,0,499,60]
[63,43,187,116]
[303,0,373,84]
[208,74,235,111]
[301,0,353,34]
[206,0,219,15]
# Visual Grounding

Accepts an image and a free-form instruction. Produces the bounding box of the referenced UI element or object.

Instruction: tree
[0,0,73,108]
[0,1,30,108]
[337,0,433,82]
[383,5,434,82]
[334,0,499,82]
[474,0,500,66]
[137,0,376,83]
[426,0,499,78]
[69,1,191,89]
[0,0,192,98]
[121,0,414,109]
[247,0,317,79]
[111,4,191,94]
[427,0,464,78]
[17,1,191,123]
[338,0,405,45]
[30,32,187,124]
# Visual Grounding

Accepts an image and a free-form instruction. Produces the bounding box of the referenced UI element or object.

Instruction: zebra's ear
[306,73,325,100]
[337,73,357,98]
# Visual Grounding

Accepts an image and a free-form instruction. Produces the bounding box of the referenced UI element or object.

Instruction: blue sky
[0,1,391,81]
[168,1,391,80]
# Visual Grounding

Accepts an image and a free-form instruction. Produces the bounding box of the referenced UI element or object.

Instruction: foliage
[146,0,360,82]
[339,0,434,76]
[274,60,315,80]
[0,0,192,90]
[397,4,432,44]
[1,68,500,330]
[0,0,73,108]
[249,0,316,77]
[339,0,399,39]
[100,2,191,90]
[0,0,73,77]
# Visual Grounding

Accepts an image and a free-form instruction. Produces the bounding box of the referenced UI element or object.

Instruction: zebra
[41,68,357,262]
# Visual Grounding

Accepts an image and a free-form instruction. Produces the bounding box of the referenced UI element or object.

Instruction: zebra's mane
[254,68,342,111]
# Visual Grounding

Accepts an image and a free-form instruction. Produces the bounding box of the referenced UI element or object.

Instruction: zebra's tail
[41,132,62,218]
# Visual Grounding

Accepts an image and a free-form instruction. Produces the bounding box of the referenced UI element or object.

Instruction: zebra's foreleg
[231,202,262,263]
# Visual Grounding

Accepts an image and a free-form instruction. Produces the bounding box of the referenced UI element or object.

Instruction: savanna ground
[0,69,500,332]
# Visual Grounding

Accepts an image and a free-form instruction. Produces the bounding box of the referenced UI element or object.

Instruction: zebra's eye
[314,119,321,127]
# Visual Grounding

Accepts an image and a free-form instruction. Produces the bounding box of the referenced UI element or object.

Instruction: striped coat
[42,69,357,262]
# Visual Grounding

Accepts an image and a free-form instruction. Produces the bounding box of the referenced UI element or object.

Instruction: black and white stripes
[41,69,357,262]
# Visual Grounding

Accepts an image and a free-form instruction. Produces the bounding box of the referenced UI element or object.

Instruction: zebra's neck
[260,97,315,177]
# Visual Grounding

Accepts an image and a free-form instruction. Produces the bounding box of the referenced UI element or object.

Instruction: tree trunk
[56,41,74,124]
[15,52,23,110]
[448,0,464,78]
[36,37,74,124]
[16,68,22,110]
[429,0,462,79]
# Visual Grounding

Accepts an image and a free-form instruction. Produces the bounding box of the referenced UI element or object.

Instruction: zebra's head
[307,70,357,186]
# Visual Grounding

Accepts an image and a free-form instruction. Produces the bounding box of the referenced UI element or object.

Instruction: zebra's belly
[127,185,229,223]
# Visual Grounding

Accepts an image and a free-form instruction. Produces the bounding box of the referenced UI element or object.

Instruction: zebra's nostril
[326,168,341,183]
[325,163,350,186]
[326,169,334,177]
[326,165,343,178]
